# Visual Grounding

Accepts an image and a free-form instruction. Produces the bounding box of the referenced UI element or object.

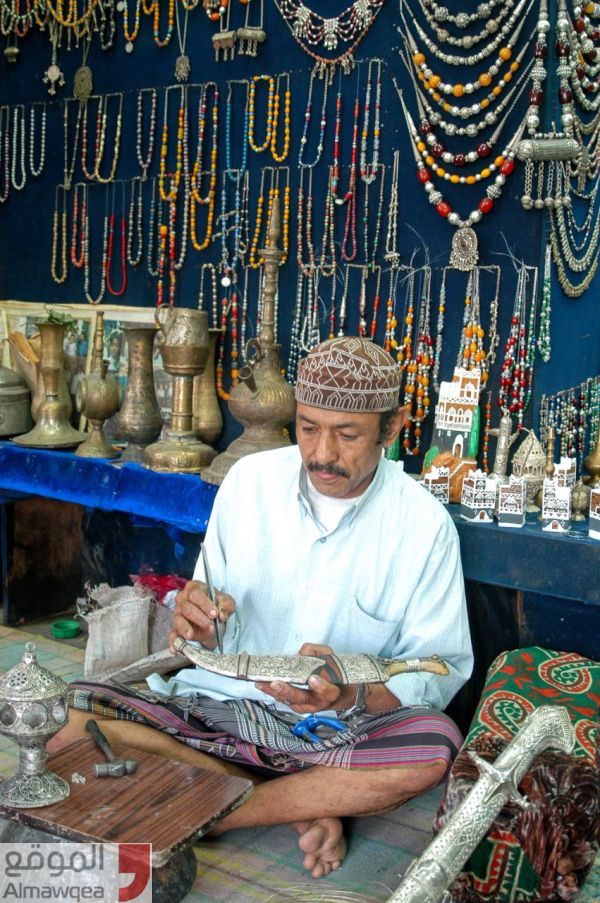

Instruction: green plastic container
[51,619,81,639]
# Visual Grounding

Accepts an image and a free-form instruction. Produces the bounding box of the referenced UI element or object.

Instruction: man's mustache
[307,462,350,479]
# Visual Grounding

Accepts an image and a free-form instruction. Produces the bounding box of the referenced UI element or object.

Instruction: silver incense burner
[0,643,70,808]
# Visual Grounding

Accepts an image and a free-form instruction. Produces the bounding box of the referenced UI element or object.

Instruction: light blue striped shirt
[148,445,473,711]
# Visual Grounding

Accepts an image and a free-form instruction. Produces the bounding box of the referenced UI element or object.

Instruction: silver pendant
[74,65,93,103]
[175,53,191,82]
[450,226,479,271]
[43,62,65,97]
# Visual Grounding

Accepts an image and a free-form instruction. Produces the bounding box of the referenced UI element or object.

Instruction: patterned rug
[1,627,598,902]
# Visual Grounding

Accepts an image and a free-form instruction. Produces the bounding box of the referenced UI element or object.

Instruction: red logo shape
[118,844,151,901]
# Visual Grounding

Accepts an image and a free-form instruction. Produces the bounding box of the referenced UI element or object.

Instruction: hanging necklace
[497,263,538,426]
[248,74,276,152]
[296,165,316,276]
[397,82,524,268]
[174,0,191,81]
[432,266,446,392]
[146,177,163,278]
[319,166,337,276]
[363,162,386,266]
[70,181,87,269]
[274,0,387,74]
[360,58,382,183]
[29,102,47,178]
[74,35,93,104]
[190,81,219,252]
[400,0,533,67]
[455,265,500,384]
[159,85,188,201]
[127,175,144,267]
[0,107,8,205]
[118,0,142,52]
[51,184,69,285]
[105,181,128,296]
[237,0,267,56]
[135,86,157,181]
[417,0,516,51]
[63,98,83,191]
[384,149,401,266]
[92,92,124,184]
[198,262,219,328]
[11,104,26,191]
[83,189,109,304]
[384,266,400,353]
[298,67,331,168]
[538,242,552,362]
[271,72,291,162]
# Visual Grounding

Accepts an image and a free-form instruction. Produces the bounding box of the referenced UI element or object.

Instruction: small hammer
[86,719,139,778]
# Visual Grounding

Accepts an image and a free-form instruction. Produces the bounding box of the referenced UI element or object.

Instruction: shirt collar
[297,455,386,523]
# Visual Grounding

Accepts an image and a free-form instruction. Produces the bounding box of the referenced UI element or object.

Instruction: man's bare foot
[294,817,347,879]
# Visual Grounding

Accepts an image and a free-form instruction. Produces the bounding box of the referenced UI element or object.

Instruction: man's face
[296,403,400,499]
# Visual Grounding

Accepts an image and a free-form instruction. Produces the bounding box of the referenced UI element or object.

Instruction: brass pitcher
[115,325,162,462]
[201,199,294,485]
[75,312,121,459]
[144,307,216,473]
[192,327,224,445]
[12,322,86,449]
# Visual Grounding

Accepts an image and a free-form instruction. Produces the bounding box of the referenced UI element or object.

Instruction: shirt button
[319,537,326,543]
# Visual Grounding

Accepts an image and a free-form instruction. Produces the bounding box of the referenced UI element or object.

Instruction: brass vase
[75,312,121,459]
[12,322,86,449]
[115,325,162,463]
[201,199,294,486]
[144,308,216,473]
[192,327,224,446]
[583,419,600,487]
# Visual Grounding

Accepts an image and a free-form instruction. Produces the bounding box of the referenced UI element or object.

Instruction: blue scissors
[291,713,347,743]
[201,543,224,654]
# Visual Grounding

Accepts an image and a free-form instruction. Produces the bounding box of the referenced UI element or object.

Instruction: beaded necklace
[127,175,144,267]
[105,182,128,296]
[190,81,219,252]
[29,102,47,178]
[218,167,248,280]
[418,0,512,39]
[538,242,552,362]
[432,266,446,392]
[63,98,83,191]
[400,0,533,67]
[298,67,331,168]
[146,0,175,47]
[319,167,337,276]
[159,85,188,201]
[497,263,538,426]
[482,390,493,473]
[198,262,219,329]
[135,87,157,181]
[83,190,109,304]
[275,0,386,74]
[455,265,500,384]
[296,166,316,276]
[10,104,26,191]
[146,177,163,278]
[384,149,401,266]
[271,73,291,162]
[225,80,249,183]
[93,93,124,184]
[0,107,9,205]
[248,74,275,153]
[384,266,400,353]
[362,162,385,267]
[70,182,87,269]
[397,83,524,267]
[360,58,382,183]
[331,78,360,262]
[120,0,142,52]
[51,184,69,285]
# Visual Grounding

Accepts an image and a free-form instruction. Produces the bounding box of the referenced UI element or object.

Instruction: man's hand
[255,643,359,714]
[168,579,235,652]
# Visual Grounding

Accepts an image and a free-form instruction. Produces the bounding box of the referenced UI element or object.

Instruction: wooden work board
[0,738,253,867]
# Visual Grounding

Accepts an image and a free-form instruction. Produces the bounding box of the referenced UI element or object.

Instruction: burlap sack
[80,583,173,682]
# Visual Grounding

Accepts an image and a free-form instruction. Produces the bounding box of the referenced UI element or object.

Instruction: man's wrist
[337,683,367,720]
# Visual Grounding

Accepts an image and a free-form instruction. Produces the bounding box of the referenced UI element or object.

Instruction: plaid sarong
[433,647,600,902]
[69,681,462,774]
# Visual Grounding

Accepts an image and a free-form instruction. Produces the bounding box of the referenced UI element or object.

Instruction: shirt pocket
[330,595,399,655]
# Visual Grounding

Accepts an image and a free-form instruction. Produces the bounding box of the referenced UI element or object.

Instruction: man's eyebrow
[297,414,364,429]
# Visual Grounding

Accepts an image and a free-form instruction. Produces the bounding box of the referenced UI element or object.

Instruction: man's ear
[382,405,412,447]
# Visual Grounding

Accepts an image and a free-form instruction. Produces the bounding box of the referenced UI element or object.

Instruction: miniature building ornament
[432,368,481,459]
[497,476,526,528]
[422,466,450,505]
[589,488,600,540]
[542,477,571,533]
[460,469,497,523]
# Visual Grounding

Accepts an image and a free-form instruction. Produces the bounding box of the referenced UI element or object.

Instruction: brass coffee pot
[75,312,121,459]
[12,322,86,449]
[115,325,163,463]
[201,199,294,485]
[144,307,216,473]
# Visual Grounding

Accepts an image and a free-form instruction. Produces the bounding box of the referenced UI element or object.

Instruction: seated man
[54,336,473,879]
